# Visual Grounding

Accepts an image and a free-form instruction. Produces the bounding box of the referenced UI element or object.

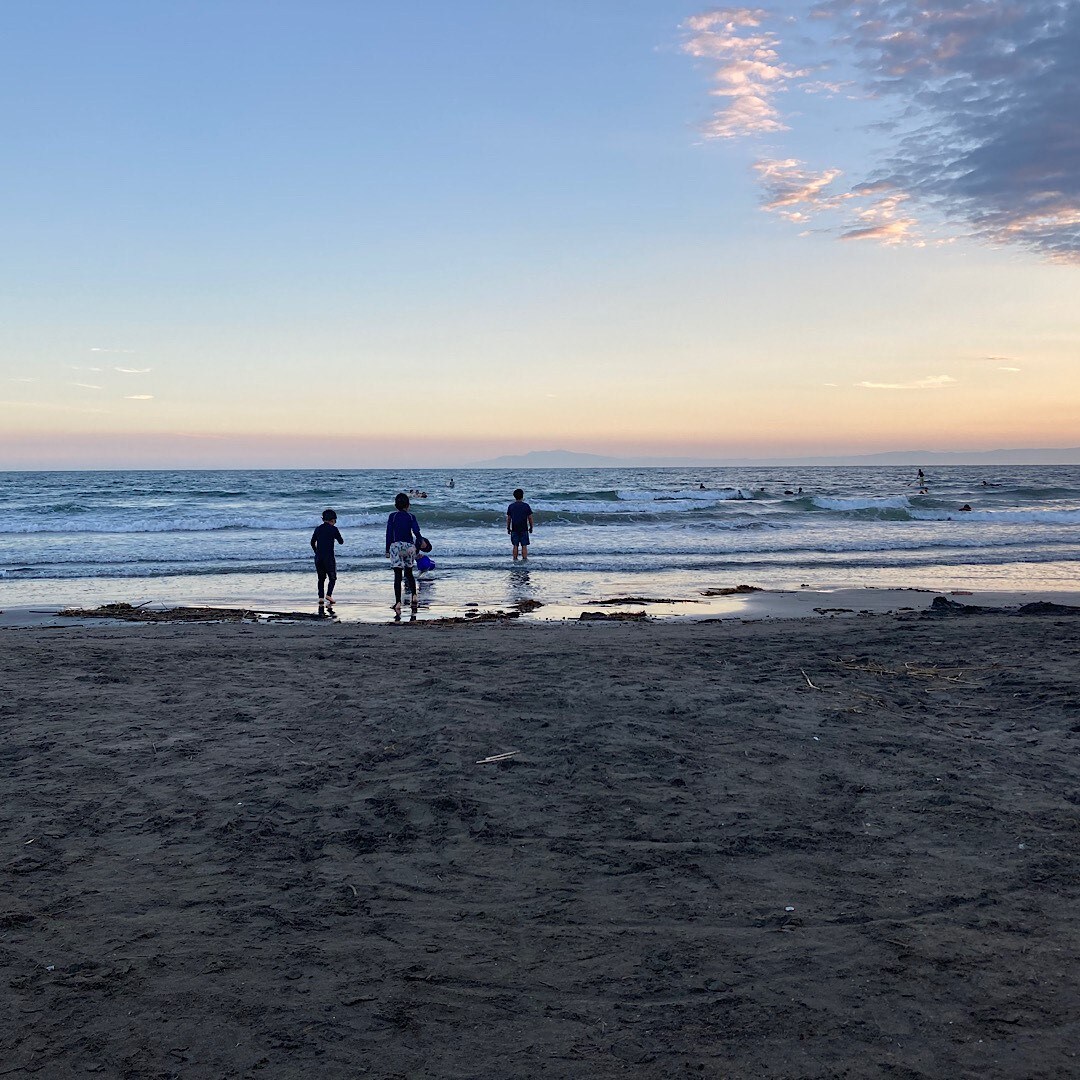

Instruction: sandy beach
[3,604,1079,1078]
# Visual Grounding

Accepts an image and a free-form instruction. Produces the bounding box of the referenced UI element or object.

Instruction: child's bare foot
[325,595,334,605]
[392,602,402,613]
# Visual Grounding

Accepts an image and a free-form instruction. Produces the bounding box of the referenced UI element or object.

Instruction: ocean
[2,466,1079,620]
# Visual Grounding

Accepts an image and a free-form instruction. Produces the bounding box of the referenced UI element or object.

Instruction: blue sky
[2,1,1077,467]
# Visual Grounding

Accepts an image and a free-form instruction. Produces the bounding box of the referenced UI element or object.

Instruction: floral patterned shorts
[388,541,417,569]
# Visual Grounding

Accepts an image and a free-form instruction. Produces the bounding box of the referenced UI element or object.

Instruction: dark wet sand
[2,612,1079,1078]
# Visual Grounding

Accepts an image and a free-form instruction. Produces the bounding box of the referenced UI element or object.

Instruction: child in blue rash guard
[506,488,533,561]
[385,493,424,612]
[310,508,344,605]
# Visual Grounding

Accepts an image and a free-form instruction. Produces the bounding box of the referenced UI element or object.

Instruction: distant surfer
[916,468,928,494]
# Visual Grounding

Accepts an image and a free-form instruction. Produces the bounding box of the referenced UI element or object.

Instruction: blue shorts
[510,529,530,547]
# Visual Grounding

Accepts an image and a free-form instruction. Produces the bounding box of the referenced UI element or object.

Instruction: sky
[1,0,1078,468]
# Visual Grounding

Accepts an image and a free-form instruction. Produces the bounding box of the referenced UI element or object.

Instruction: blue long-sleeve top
[386,510,422,552]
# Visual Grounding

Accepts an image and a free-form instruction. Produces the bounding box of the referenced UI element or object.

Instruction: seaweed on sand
[59,603,325,623]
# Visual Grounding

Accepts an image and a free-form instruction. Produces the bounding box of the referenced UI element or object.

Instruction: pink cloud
[681,8,803,138]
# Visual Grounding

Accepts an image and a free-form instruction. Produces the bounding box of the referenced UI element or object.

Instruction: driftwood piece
[476,751,520,764]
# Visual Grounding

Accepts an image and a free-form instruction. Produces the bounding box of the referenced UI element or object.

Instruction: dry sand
[2,607,1079,1078]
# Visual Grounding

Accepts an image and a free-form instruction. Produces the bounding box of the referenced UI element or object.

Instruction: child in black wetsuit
[310,508,344,606]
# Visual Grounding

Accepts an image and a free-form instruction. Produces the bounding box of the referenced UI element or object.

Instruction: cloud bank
[681,2,1080,261]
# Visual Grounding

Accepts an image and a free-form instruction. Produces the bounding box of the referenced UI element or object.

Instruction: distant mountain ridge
[467,447,1080,468]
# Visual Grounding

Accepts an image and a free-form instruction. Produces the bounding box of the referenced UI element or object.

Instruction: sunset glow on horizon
[2,1,1077,470]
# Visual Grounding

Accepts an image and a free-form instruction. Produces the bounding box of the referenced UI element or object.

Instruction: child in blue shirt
[506,488,533,561]
[385,492,424,612]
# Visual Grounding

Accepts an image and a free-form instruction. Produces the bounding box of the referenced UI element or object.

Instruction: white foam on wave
[540,499,726,516]
[812,495,913,511]
[616,488,746,502]
[0,512,395,534]
[908,508,1080,524]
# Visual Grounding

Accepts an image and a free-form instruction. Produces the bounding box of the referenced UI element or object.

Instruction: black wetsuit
[310,522,344,598]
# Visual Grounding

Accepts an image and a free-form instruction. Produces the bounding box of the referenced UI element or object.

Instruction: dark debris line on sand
[924,596,1080,618]
[700,584,763,597]
[58,603,326,624]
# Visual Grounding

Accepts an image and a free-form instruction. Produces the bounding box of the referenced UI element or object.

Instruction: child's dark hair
[513,488,524,500]
[322,508,337,522]
[394,492,410,510]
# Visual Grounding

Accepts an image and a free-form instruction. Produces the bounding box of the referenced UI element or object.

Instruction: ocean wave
[9,545,1080,582]
[40,502,96,514]
[908,508,1080,524]
[9,530,1077,576]
[0,516,364,535]
[801,496,1080,524]
[998,486,1080,499]
[812,495,914,512]
[544,489,621,502]
[0,504,774,533]
[616,488,750,502]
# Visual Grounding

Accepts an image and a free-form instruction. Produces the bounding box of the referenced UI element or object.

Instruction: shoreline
[3,583,1079,629]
